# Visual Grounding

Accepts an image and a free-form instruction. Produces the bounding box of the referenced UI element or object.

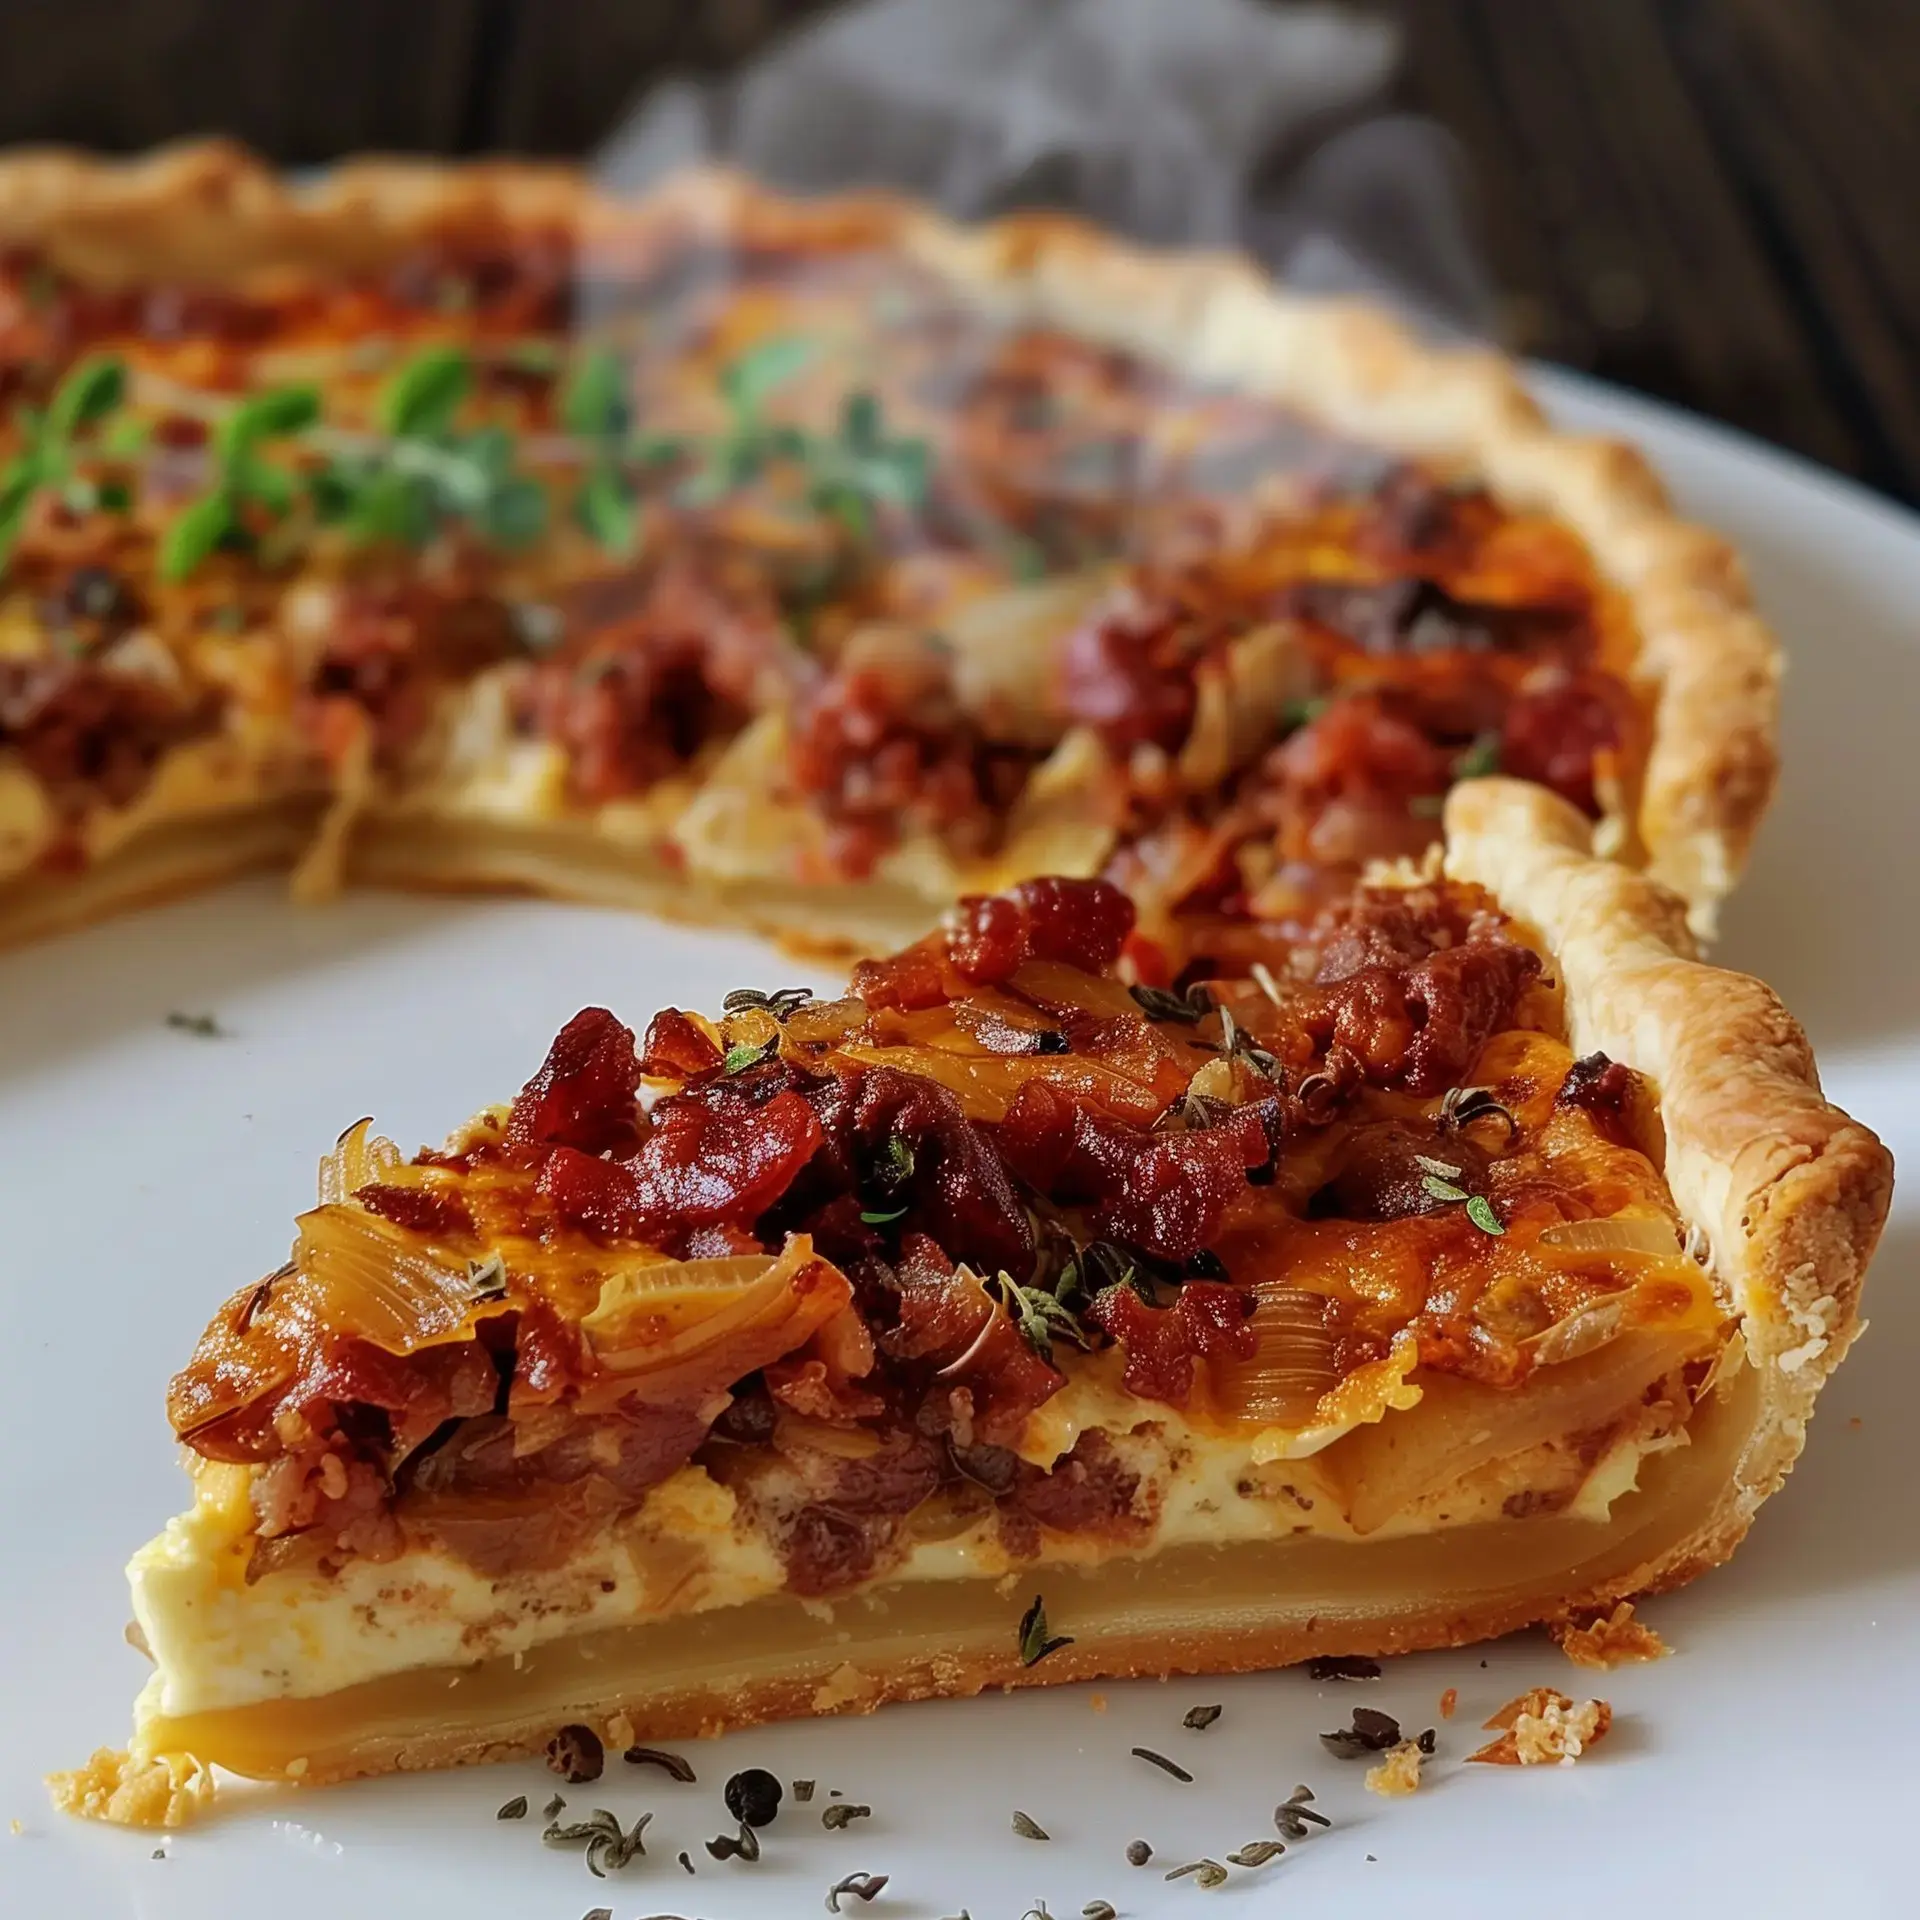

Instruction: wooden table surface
[2,0,1912,503]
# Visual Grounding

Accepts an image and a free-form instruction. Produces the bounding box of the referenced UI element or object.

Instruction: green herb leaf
[158,493,237,582]
[560,347,630,441]
[217,383,319,459]
[859,1207,907,1226]
[1466,1194,1505,1235]
[721,334,813,413]
[379,345,472,439]
[723,1035,780,1075]
[1018,1593,1074,1667]
[1453,732,1502,781]
[482,473,550,548]
[1420,1172,1471,1205]
[46,356,127,438]
[576,465,637,553]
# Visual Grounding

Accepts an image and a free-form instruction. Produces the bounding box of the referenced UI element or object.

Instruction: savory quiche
[0,142,1775,955]
[52,783,1888,1821]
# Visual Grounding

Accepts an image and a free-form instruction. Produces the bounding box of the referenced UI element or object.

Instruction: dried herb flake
[623,1744,696,1782]
[1131,1746,1194,1783]
[826,1871,890,1912]
[1182,1703,1223,1731]
[1018,1594,1074,1667]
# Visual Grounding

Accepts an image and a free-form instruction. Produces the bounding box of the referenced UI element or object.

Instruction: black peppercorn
[545,1723,604,1783]
[1033,1029,1071,1054]
[723,1766,783,1827]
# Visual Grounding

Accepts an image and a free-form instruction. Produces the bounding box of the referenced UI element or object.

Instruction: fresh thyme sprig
[0,355,133,569]
[160,382,321,579]
[308,346,548,552]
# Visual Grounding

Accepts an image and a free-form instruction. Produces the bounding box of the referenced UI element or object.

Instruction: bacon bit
[949,875,1136,986]
[825,1063,1034,1278]
[849,942,952,1012]
[1556,1051,1635,1118]
[1468,1689,1613,1766]
[542,1084,824,1246]
[1309,935,1541,1097]
[639,1007,723,1079]
[1088,1280,1257,1407]
[1439,1687,1459,1720]
[353,1182,476,1238]
[1552,1601,1669,1671]
[1055,586,1202,754]
[1364,1739,1425,1797]
[1499,665,1633,816]
[505,1007,642,1161]
[0,654,212,812]
[513,558,773,804]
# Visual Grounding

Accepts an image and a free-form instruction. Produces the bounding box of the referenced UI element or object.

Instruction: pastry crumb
[1365,1739,1425,1797]
[1088,1692,1108,1713]
[1439,1686,1458,1720]
[603,1713,636,1751]
[46,1750,215,1828]
[811,1661,876,1712]
[1553,1600,1668,1671]
[1468,1689,1612,1766]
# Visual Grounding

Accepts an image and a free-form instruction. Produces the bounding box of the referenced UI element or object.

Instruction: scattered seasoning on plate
[1227,1840,1287,1867]
[1083,1903,1118,1918]
[707,1821,762,1862]
[826,1870,890,1911]
[822,1803,873,1830]
[1164,1859,1229,1889]
[725,1768,784,1827]
[794,1779,818,1802]
[1126,1839,1153,1866]
[496,1794,528,1820]
[1182,1704,1223,1731]
[542,1793,566,1820]
[624,1745,696,1782]
[1307,1655,1382,1682]
[1274,1785,1332,1838]
[678,1849,695,1874]
[165,1010,226,1038]
[1319,1707,1405,1758]
[542,1807,651,1877]
[1131,1746,1194,1783]
[545,1724,605,1783]
[581,1909,612,1920]
[1011,1809,1050,1840]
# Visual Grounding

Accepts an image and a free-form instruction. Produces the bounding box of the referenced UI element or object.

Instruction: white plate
[2,373,1914,1919]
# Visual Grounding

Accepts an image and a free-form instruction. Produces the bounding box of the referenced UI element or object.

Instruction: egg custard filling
[66,867,1753,1808]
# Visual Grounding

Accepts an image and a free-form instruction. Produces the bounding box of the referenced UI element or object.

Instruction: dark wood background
[1,0,1912,503]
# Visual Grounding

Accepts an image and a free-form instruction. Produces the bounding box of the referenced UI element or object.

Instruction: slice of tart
[0,147,1774,957]
[53,781,1887,1822]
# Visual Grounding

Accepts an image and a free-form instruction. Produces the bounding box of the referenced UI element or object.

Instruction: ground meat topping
[0,651,212,813]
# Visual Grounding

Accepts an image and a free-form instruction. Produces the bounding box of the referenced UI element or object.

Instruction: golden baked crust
[0,141,1776,937]
[1444,776,1891,1591]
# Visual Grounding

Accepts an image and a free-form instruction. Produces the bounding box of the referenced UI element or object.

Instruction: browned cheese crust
[0,140,1778,938]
